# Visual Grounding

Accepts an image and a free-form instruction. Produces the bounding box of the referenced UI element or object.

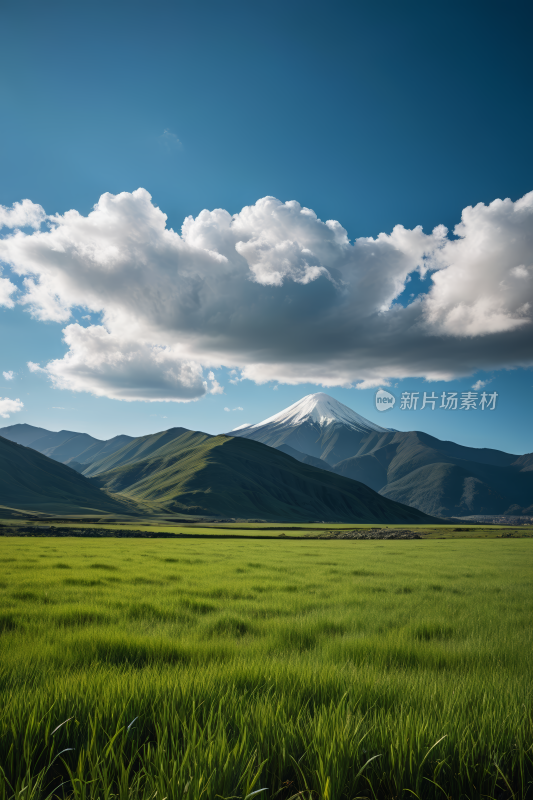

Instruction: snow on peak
[246,392,388,433]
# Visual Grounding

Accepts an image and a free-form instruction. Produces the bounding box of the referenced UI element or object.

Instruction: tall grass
[0,537,532,799]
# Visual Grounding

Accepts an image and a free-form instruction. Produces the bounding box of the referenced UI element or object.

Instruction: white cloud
[28,361,46,373]
[471,378,491,390]
[233,406,243,411]
[0,397,23,418]
[424,195,533,336]
[0,188,531,400]
[2,371,14,381]
[355,377,391,390]
[0,199,45,230]
[224,407,230,412]
[52,406,66,409]
[207,370,224,394]
[35,324,223,402]
[229,369,244,385]
[0,276,17,308]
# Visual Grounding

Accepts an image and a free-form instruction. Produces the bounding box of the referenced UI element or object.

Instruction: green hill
[82,427,199,476]
[0,435,135,515]
[379,462,509,518]
[333,430,533,515]
[92,430,439,523]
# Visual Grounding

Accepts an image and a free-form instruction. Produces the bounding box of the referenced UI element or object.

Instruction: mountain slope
[276,444,336,473]
[37,432,103,462]
[333,430,533,514]
[92,431,438,523]
[380,462,509,518]
[83,427,204,476]
[66,434,135,467]
[0,423,53,447]
[0,423,134,467]
[231,393,533,516]
[0,435,134,514]
[231,393,391,465]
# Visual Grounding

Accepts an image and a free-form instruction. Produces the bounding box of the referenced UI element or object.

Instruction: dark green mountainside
[0,436,134,515]
[91,430,438,523]
[82,427,197,476]
[332,430,533,516]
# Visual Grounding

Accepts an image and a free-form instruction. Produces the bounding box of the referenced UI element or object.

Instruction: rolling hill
[82,427,200,476]
[90,429,438,523]
[0,435,135,515]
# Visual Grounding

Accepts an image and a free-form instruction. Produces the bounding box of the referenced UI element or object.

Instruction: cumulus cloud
[0,188,531,400]
[0,275,17,308]
[0,199,45,230]
[36,324,224,402]
[3,371,14,381]
[424,194,533,336]
[0,397,23,418]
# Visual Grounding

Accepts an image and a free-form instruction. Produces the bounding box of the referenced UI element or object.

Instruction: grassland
[0,536,532,799]
[2,517,532,538]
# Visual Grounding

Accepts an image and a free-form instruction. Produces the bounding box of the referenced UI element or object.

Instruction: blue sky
[1,0,532,454]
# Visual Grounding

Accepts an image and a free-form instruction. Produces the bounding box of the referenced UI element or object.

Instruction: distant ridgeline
[0,425,437,523]
[230,394,533,518]
[2,392,531,519]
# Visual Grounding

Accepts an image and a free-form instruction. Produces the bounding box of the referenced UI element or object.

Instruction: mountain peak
[240,392,388,434]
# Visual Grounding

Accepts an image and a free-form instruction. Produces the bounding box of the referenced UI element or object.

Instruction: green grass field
[1,537,532,799]
[3,517,532,538]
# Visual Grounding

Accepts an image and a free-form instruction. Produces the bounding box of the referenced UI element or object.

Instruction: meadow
[0,536,532,800]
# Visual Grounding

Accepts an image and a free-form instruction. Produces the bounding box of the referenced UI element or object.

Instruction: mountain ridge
[3,393,530,518]
[0,428,439,523]
[229,393,533,516]
[90,430,438,523]
[0,423,134,467]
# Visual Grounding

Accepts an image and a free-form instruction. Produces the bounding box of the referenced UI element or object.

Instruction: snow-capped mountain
[234,393,387,435]
[229,393,391,465]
